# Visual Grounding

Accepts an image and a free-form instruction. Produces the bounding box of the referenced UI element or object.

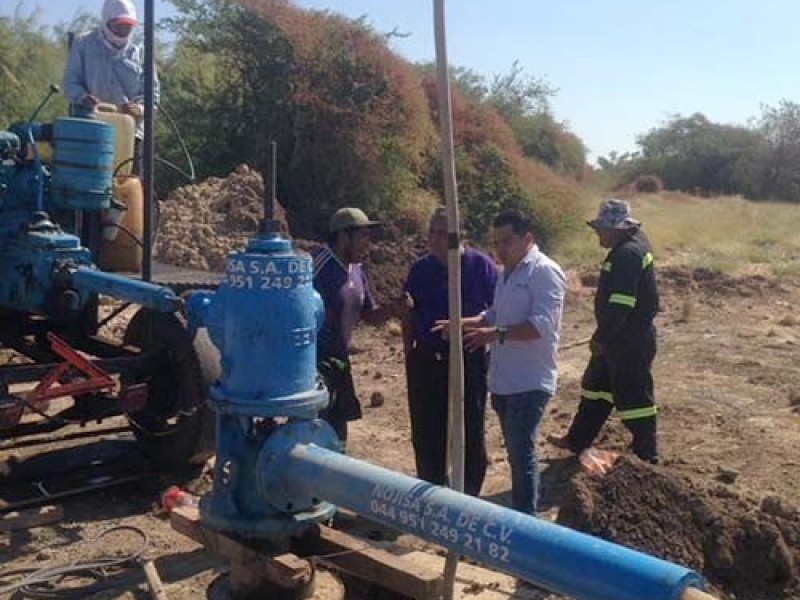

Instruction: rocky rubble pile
[155,165,288,272]
[154,166,425,313]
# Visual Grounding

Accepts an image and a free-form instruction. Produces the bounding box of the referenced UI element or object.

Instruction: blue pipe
[270,443,705,600]
[70,267,180,312]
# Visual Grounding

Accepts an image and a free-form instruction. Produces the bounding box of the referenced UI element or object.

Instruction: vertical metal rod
[270,141,277,222]
[433,0,465,597]
[261,141,277,232]
[258,140,281,233]
[142,0,155,282]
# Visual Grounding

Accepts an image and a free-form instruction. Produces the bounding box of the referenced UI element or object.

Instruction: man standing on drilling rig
[63,0,159,174]
[549,199,660,464]
[313,207,382,443]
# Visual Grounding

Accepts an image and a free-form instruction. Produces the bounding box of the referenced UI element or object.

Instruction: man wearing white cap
[549,199,660,463]
[63,0,160,168]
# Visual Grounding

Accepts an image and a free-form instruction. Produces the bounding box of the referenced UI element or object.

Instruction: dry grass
[554,192,800,275]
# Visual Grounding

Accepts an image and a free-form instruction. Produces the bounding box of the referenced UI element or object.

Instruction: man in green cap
[312,207,382,442]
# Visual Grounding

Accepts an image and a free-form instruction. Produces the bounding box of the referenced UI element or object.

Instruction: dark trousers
[566,326,658,461]
[405,344,488,496]
[318,356,362,443]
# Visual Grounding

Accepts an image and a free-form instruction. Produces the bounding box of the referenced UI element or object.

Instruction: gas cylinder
[98,175,144,272]
[95,103,136,176]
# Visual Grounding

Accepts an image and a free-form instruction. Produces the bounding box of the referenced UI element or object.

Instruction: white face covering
[102,22,132,50]
[100,0,137,50]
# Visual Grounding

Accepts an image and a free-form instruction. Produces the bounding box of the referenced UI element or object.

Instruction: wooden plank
[399,550,537,600]
[311,525,443,600]
[0,504,64,531]
[170,508,444,598]
[141,559,170,600]
[170,505,311,588]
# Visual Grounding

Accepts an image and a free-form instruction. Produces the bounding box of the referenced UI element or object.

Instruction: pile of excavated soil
[557,457,800,600]
[155,166,424,311]
[155,164,288,272]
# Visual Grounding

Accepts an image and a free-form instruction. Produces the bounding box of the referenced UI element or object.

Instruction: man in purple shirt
[402,208,498,496]
[313,207,381,442]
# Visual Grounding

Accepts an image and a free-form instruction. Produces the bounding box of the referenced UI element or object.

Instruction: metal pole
[142,0,155,282]
[260,141,279,234]
[268,140,276,223]
[275,443,708,600]
[433,1,465,594]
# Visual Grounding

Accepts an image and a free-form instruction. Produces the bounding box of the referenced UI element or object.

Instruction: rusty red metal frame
[26,333,115,405]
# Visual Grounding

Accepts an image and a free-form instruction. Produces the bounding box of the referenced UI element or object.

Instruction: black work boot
[625,417,658,464]
[559,398,614,455]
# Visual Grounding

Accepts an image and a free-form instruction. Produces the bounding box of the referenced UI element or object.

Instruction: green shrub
[633,174,664,194]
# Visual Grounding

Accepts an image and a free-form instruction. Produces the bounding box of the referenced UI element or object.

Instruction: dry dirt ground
[1,170,798,600]
[1,265,799,600]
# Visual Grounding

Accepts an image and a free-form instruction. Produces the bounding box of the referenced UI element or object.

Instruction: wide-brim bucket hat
[587,198,641,230]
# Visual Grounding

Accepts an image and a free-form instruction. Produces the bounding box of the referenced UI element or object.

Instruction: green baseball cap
[329,207,383,233]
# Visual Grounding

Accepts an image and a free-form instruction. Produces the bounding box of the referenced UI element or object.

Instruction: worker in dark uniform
[549,199,660,463]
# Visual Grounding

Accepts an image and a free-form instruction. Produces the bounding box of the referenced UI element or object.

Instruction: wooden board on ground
[170,505,312,589]
[313,525,443,600]
[0,504,63,531]
[171,507,444,600]
[398,551,552,600]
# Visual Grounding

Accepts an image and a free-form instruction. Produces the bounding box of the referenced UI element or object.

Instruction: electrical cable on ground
[0,524,150,597]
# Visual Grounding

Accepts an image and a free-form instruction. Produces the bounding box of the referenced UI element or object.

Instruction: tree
[757,100,800,201]
[162,0,435,235]
[0,4,68,126]
[634,113,762,197]
[442,62,586,178]
[512,111,587,179]
[486,60,555,121]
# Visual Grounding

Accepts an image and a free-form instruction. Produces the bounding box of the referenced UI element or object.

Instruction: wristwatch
[497,326,508,345]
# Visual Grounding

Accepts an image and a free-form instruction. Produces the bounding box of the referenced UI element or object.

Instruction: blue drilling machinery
[0,83,217,469]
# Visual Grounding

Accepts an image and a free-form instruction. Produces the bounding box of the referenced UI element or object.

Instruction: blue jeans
[491,390,550,515]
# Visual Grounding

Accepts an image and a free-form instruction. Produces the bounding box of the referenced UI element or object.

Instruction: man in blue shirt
[403,208,498,496]
[313,207,381,442]
[437,208,566,514]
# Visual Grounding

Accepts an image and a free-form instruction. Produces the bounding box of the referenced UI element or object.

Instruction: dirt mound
[366,231,425,316]
[658,266,779,298]
[557,458,800,600]
[577,265,779,299]
[155,166,424,311]
[155,165,288,272]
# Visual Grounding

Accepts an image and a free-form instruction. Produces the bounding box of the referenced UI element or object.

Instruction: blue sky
[7,0,800,161]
